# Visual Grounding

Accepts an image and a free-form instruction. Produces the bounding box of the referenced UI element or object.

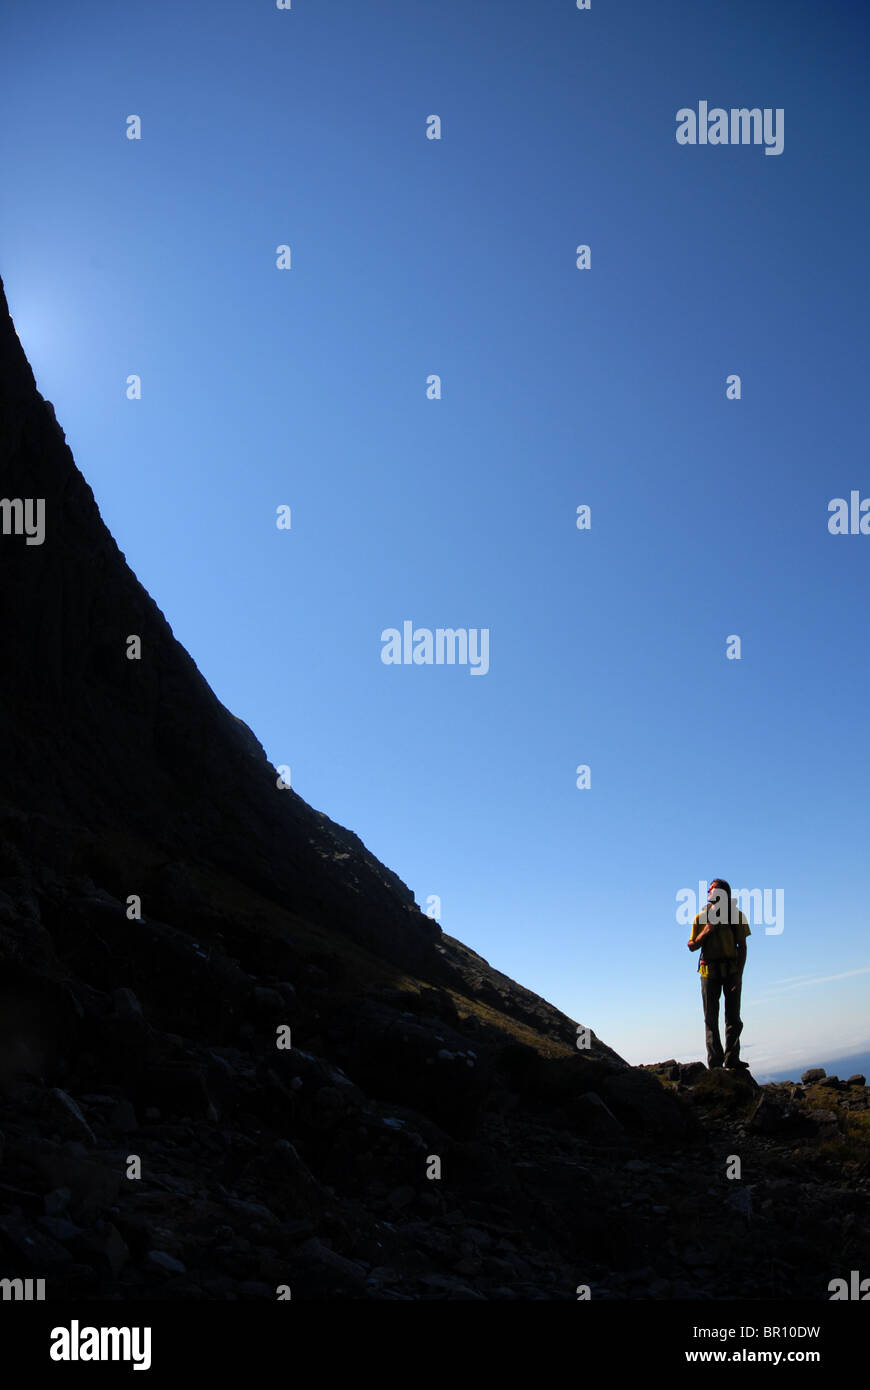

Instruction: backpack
[699,901,740,971]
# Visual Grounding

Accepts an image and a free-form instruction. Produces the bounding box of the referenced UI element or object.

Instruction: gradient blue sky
[2,0,868,1080]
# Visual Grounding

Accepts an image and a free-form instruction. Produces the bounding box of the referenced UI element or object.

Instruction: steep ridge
[0,275,868,1300]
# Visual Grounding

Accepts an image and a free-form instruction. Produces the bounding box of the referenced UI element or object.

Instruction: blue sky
[2,0,868,1079]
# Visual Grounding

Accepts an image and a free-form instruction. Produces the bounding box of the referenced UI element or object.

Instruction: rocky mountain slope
[1,274,868,1299]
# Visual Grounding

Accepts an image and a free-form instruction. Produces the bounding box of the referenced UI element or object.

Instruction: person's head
[708,878,732,924]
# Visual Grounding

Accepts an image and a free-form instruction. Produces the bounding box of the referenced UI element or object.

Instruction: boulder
[749,1091,795,1134]
[807,1109,839,1131]
[599,1068,693,1138]
[679,1062,708,1084]
[148,1250,186,1274]
[552,1090,623,1138]
[42,1089,95,1145]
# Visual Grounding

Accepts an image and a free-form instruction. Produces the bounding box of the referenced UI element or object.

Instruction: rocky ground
[1,858,867,1300]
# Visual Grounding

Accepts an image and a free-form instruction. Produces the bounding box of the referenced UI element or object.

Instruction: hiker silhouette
[688,879,751,1071]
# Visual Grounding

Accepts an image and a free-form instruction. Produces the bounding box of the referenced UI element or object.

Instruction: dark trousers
[701,970,743,1068]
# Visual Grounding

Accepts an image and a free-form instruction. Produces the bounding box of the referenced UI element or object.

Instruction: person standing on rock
[688,879,751,1071]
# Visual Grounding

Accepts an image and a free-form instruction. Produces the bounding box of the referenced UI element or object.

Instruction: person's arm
[688,919,711,951]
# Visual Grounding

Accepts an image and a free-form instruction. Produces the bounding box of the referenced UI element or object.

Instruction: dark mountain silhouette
[1,273,868,1300]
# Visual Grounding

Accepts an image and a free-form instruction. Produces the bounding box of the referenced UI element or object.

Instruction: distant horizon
[758,1048,870,1086]
[638,1044,870,1087]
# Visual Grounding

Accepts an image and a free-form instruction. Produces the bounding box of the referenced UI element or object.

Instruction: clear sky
[2,0,868,1081]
